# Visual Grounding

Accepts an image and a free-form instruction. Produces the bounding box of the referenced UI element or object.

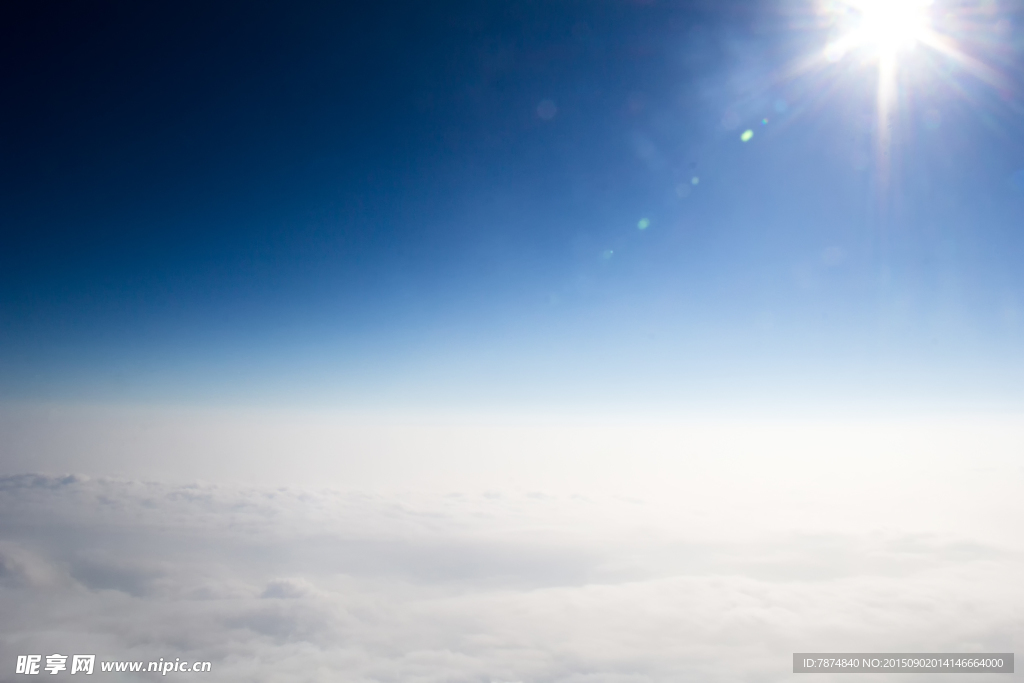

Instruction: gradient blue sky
[2,0,1023,411]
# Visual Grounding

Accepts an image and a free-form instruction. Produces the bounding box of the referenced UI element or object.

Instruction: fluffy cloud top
[0,474,1020,682]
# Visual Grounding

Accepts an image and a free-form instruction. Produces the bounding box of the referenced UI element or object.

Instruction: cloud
[0,475,1020,682]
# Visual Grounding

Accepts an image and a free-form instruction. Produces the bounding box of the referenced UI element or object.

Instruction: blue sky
[1,0,1023,411]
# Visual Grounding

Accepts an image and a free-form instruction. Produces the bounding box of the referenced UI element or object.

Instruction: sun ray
[796,0,1015,190]
[707,0,1014,191]
[876,50,897,186]
[917,30,1011,91]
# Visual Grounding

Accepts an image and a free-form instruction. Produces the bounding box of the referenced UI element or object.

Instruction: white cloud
[0,474,1021,681]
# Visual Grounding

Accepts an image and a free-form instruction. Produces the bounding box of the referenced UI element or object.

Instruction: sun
[854,0,931,56]
[825,0,933,62]
[799,0,1010,186]
[817,0,937,181]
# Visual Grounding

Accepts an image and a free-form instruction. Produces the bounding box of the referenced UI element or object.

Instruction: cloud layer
[0,473,1021,682]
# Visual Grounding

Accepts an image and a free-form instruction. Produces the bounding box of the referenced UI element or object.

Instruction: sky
[1,0,1022,411]
[1,0,1024,681]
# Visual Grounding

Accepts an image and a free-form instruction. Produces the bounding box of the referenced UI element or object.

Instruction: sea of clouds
[1,464,1021,682]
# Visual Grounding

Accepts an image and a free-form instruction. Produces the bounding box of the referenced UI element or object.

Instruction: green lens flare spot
[637,218,650,230]
[741,129,754,142]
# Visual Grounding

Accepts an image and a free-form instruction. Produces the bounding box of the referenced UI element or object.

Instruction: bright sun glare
[820,0,941,180]
[855,0,931,55]
[826,0,933,62]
